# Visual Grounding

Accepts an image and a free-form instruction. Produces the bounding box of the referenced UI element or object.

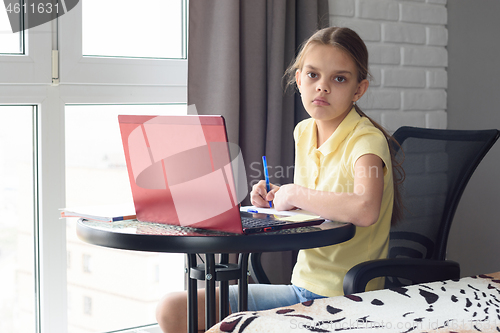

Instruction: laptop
[118,114,324,234]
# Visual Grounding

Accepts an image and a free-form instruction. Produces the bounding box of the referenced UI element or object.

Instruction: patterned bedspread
[206,272,500,333]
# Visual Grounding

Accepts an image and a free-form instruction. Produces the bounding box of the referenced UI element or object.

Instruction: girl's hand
[250,180,279,208]
[272,184,298,211]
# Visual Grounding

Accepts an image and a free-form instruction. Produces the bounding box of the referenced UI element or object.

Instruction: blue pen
[262,156,273,208]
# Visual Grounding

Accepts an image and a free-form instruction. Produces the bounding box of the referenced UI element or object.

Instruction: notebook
[118,114,324,234]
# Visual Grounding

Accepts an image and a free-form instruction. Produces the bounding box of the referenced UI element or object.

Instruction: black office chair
[249,127,499,295]
[343,126,499,294]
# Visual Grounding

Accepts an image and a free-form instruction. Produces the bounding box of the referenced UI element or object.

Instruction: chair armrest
[343,258,460,295]
[248,253,271,284]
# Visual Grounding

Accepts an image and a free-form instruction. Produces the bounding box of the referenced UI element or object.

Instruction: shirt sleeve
[293,119,310,143]
[348,130,392,173]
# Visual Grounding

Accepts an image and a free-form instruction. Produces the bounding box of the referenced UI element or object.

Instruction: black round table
[76,219,355,332]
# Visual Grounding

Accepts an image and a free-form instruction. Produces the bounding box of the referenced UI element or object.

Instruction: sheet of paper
[240,206,321,218]
[275,214,323,223]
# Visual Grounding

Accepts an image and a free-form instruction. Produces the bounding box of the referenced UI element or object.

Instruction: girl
[156,26,403,333]
[248,25,403,307]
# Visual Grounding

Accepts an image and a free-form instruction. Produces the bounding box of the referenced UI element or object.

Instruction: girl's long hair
[286,26,405,225]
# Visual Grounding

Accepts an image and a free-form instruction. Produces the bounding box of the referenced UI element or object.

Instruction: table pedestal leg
[205,254,217,329]
[219,254,230,320]
[238,253,249,312]
[187,253,250,332]
[186,254,198,333]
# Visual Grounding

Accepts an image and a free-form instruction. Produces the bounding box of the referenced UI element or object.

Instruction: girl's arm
[273,154,384,227]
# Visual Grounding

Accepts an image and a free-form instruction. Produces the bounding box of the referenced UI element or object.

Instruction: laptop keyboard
[241,216,287,228]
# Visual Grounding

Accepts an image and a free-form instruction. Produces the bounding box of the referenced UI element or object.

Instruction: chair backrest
[388,127,499,263]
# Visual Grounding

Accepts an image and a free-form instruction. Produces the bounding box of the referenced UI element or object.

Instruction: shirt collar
[296,107,362,157]
[317,107,361,156]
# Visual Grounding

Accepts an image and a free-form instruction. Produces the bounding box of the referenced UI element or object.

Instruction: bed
[206,272,500,333]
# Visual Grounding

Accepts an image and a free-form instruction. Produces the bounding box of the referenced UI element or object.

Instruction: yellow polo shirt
[290,108,393,297]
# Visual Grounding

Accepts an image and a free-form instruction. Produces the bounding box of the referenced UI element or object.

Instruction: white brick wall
[329,0,448,132]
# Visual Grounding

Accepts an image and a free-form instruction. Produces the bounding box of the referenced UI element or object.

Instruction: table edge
[76,220,356,254]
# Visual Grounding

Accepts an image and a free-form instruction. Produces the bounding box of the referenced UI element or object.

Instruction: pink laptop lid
[118,115,244,234]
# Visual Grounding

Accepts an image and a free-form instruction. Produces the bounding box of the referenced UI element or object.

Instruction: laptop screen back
[118,115,244,233]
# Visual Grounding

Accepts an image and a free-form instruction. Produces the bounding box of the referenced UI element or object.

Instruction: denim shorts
[228,284,326,313]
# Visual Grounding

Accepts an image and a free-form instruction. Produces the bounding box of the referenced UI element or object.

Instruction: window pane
[0,106,35,332]
[82,0,185,59]
[0,1,23,54]
[65,105,187,332]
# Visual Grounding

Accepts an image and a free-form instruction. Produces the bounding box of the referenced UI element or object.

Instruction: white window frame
[0,1,188,332]
[0,21,52,84]
[58,0,187,86]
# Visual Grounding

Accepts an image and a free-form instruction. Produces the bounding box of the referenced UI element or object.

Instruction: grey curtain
[188,0,329,284]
